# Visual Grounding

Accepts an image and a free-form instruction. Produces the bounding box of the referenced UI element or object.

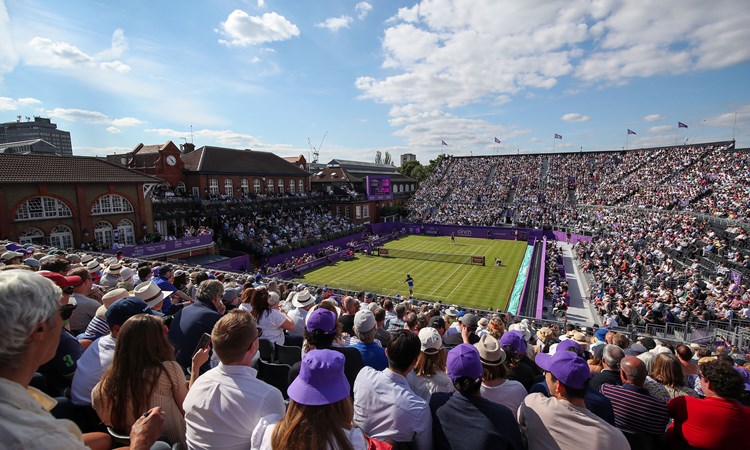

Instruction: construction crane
[308,131,327,163]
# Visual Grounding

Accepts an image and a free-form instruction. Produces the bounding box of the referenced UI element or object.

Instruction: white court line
[444,245,492,299]
[428,263,466,295]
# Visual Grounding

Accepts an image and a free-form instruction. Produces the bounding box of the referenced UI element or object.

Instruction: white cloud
[561,113,590,123]
[0,0,18,73]
[644,114,662,122]
[25,29,131,72]
[257,0,265,7]
[356,2,373,20]
[0,96,42,110]
[218,10,300,46]
[44,107,145,128]
[106,126,121,134]
[704,104,750,129]
[75,145,131,157]
[316,15,353,32]
[649,125,673,134]
[530,137,544,143]
[145,127,303,154]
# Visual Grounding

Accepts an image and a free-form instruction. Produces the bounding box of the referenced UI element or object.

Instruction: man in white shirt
[287,289,315,338]
[183,309,285,450]
[353,329,432,450]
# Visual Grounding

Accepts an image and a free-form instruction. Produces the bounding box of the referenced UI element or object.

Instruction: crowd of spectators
[2,247,748,449]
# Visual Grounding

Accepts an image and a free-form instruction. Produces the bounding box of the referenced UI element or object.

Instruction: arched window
[267,178,274,193]
[117,219,136,246]
[208,179,219,196]
[176,182,186,193]
[298,179,304,193]
[241,179,249,194]
[224,179,234,196]
[50,225,73,249]
[94,221,113,248]
[278,179,284,193]
[91,194,134,215]
[289,179,296,194]
[254,179,261,193]
[15,196,72,221]
[19,227,44,244]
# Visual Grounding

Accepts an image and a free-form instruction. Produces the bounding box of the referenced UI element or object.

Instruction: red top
[668,395,750,449]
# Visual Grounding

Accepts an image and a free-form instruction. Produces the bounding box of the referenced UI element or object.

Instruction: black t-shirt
[338,314,355,336]
[37,329,83,396]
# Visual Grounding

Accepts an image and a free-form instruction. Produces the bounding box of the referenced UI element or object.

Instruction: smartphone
[194,332,211,355]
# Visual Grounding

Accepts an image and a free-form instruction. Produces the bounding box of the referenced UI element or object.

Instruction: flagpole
[626,130,629,150]
[733,112,737,141]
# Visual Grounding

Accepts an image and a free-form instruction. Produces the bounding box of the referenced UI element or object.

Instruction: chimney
[181,142,195,154]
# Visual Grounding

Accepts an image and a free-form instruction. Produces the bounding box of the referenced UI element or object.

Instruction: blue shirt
[349,341,388,371]
[155,275,177,313]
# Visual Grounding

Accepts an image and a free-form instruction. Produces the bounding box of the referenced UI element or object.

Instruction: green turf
[294,235,529,310]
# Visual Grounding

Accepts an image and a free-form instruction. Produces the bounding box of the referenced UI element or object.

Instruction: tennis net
[377,247,484,266]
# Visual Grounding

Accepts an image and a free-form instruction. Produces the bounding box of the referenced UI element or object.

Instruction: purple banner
[205,254,251,272]
[103,234,214,258]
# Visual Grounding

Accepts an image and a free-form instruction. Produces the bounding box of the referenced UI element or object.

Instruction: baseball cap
[158,265,173,276]
[447,344,483,381]
[353,309,376,333]
[418,327,443,354]
[306,308,337,334]
[429,316,446,329]
[1,251,23,261]
[105,297,154,328]
[460,314,479,328]
[536,350,591,389]
[499,330,527,354]
[38,271,82,289]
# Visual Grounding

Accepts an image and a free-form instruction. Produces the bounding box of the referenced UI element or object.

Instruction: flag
[627,129,636,135]
[554,133,562,139]
[494,137,501,144]
[441,140,448,146]
[678,121,688,128]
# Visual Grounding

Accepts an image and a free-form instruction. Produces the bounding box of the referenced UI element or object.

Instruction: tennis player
[403,274,414,297]
[451,232,456,245]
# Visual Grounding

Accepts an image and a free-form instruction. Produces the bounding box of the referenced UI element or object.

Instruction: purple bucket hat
[287,349,349,406]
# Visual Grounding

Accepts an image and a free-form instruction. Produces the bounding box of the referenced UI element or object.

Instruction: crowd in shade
[1,236,749,449]
[222,205,360,254]
[409,142,745,226]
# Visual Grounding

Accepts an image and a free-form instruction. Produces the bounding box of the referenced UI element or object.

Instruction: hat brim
[287,377,350,406]
[293,295,315,308]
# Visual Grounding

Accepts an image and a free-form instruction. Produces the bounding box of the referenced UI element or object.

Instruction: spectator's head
[386,329,421,373]
[395,303,407,319]
[415,313,429,332]
[342,296,359,315]
[40,257,70,274]
[536,349,591,401]
[620,356,647,387]
[488,316,505,339]
[447,344,483,396]
[305,308,338,351]
[196,279,224,304]
[105,297,154,338]
[675,344,694,363]
[404,312,417,330]
[272,349,353,450]
[459,314,479,335]
[475,335,508,381]
[700,359,745,400]
[137,266,152,283]
[612,333,631,350]
[0,270,61,373]
[603,344,625,371]
[652,353,686,388]
[211,309,259,365]
[353,309,376,342]
[429,316,446,336]
[373,307,386,326]
[158,265,173,278]
[415,327,446,377]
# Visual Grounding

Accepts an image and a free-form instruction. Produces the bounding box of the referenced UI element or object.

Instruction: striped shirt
[601,383,669,434]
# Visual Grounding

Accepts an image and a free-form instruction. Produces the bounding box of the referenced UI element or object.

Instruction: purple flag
[554,133,562,139]
[441,140,448,146]
[678,122,688,128]
[494,137,501,144]
[730,270,742,291]
[627,129,636,135]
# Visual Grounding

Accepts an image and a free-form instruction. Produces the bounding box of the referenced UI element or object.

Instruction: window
[344,206,351,218]
[50,225,73,249]
[91,194,134,215]
[117,219,136,246]
[19,227,44,244]
[278,179,284,193]
[94,221,113,248]
[298,180,304,193]
[267,179,274,193]
[208,179,219,196]
[356,206,362,219]
[15,196,72,221]
[241,179,249,194]
[225,179,234,196]
[192,186,200,197]
[336,206,340,216]
[176,182,186,193]
[363,205,369,218]
[254,179,261,193]
[290,179,296,194]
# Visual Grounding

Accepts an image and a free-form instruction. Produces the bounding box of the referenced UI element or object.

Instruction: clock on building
[166,155,177,166]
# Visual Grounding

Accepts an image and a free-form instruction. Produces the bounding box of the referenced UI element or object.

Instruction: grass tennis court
[294,235,528,310]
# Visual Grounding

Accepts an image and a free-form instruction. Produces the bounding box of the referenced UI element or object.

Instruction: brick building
[0,153,160,249]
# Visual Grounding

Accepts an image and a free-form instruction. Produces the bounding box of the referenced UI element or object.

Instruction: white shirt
[183,363,286,450]
[353,367,432,450]
[406,370,455,402]
[480,379,528,416]
[255,309,289,346]
[71,334,116,405]
[0,378,86,449]
[287,307,308,337]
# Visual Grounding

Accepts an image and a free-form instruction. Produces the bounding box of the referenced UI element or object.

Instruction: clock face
[166,155,177,166]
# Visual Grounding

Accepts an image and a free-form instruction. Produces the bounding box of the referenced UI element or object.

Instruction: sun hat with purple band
[287,349,350,406]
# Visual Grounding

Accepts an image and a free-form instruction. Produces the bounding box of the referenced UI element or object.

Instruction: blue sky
[1,0,749,164]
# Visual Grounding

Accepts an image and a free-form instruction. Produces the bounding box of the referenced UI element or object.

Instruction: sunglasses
[59,303,76,321]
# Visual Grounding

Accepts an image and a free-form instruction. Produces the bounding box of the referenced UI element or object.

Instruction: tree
[399,159,428,182]
[426,153,449,174]
[374,150,382,164]
[383,151,393,166]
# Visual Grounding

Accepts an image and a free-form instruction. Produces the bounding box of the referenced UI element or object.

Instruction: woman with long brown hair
[92,313,206,447]
[240,286,294,347]
[252,349,367,450]
[650,352,699,400]
[407,327,454,401]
